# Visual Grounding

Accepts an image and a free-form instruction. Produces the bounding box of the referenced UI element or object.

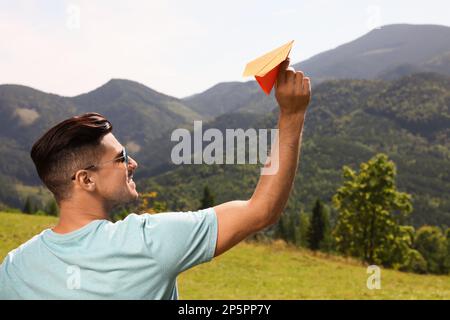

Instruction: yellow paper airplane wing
[242,40,294,77]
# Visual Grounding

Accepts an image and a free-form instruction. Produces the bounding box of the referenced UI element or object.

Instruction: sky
[1,0,449,98]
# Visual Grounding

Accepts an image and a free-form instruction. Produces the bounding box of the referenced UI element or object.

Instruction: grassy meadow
[1,211,449,299]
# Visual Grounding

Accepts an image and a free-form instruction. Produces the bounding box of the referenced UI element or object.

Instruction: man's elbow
[248,201,283,231]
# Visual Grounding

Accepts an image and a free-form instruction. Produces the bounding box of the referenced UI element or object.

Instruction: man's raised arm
[213,58,311,257]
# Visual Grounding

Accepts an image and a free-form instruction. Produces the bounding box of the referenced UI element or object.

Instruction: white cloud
[0,0,210,97]
[0,0,449,98]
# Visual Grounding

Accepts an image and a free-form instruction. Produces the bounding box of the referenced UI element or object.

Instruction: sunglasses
[71,148,129,180]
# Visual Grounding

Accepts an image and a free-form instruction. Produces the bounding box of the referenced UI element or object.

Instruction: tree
[307,199,331,251]
[295,210,310,247]
[332,153,413,266]
[384,225,420,271]
[400,248,428,274]
[446,228,450,272]
[199,186,215,209]
[414,226,448,274]
[138,192,168,214]
[46,198,59,216]
[275,214,286,240]
[23,196,35,214]
[274,213,297,244]
[285,213,297,244]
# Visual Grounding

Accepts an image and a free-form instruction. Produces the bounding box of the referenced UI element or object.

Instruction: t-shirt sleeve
[140,207,218,276]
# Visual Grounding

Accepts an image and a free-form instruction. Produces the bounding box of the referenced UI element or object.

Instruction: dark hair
[31,112,113,202]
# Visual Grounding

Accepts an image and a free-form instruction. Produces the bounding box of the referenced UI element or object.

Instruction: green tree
[413,226,448,274]
[275,215,286,240]
[276,213,296,244]
[23,196,35,214]
[446,228,450,272]
[332,153,413,266]
[400,248,428,274]
[46,198,59,216]
[199,186,215,209]
[286,213,297,244]
[307,199,331,251]
[384,225,420,271]
[295,210,310,247]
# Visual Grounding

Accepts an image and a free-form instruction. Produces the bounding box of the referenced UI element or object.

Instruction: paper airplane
[243,40,294,95]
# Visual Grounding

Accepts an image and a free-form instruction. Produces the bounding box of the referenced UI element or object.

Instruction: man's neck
[52,198,110,234]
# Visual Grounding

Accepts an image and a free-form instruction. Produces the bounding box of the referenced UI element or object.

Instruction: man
[0,58,311,299]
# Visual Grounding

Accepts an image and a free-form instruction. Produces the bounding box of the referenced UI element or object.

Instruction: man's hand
[213,59,311,257]
[275,58,311,116]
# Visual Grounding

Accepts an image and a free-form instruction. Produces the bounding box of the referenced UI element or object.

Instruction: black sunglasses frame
[71,148,128,180]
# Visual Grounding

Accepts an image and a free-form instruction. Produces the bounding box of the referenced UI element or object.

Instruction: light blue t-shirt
[0,208,217,299]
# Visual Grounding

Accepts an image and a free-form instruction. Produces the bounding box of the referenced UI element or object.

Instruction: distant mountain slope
[72,79,203,153]
[295,24,450,82]
[186,24,450,118]
[136,111,268,178]
[0,85,79,185]
[142,73,450,228]
[0,79,204,186]
[183,81,277,117]
[1,24,449,228]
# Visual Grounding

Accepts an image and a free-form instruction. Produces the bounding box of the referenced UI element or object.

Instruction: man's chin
[127,181,139,199]
[124,188,139,203]
[107,189,139,211]
[130,190,139,201]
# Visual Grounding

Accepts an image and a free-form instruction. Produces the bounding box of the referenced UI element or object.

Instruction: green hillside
[183,81,278,117]
[1,212,448,299]
[1,24,450,228]
[0,79,203,188]
[1,72,450,228]
[142,73,450,227]
[179,241,449,299]
[72,79,203,142]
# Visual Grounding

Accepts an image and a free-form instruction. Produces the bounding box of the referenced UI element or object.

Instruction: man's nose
[129,156,138,170]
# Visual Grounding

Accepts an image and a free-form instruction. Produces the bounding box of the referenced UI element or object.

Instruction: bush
[414,226,448,274]
[400,249,428,274]
[34,210,48,216]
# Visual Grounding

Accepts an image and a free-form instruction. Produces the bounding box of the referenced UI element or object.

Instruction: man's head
[31,113,138,208]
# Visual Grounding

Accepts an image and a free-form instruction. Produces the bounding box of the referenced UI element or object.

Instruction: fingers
[286,66,296,85]
[294,71,304,94]
[275,58,310,99]
[303,77,311,96]
[276,58,290,86]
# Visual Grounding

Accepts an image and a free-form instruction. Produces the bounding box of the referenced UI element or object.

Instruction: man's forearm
[212,60,310,256]
[250,111,306,225]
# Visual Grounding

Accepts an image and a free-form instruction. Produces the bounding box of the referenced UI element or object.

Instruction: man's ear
[75,171,96,192]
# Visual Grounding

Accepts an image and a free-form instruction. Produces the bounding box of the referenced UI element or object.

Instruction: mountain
[136,111,268,178]
[183,81,277,117]
[1,24,449,228]
[185,24,450,118]
[0,79,203,189]
[0,85,79,186]
[294,24,450,82]
[141,73,450,228]
[73,79,202,144]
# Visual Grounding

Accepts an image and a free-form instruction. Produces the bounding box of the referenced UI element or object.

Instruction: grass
[178,240,450,299]
[1,212,449,299]
[0,211,57,260]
